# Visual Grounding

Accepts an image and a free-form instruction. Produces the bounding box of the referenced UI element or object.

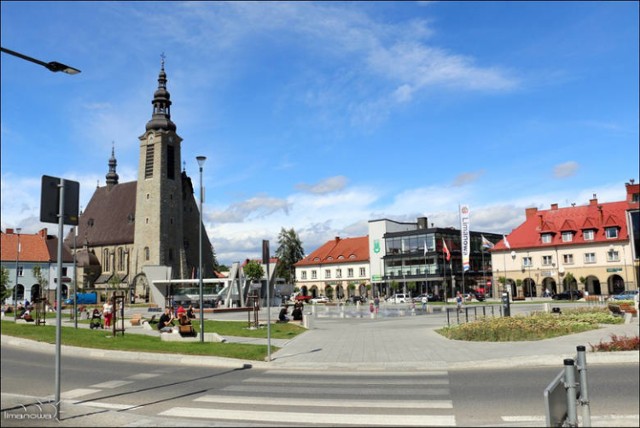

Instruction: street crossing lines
[161,407,456,426]
[196,394,453,409]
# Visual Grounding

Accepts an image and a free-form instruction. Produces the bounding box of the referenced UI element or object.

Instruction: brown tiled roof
[65,181,136,247]
[295,236,369,267]
[1,229,73,263]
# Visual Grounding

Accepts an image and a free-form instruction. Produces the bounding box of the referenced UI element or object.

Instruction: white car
[310,295,330,304]
[386,294,408,304]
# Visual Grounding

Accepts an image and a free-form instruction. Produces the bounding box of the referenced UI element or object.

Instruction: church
[63,61,215,303]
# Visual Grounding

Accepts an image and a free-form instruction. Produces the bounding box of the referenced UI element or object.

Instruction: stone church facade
[63,61,215,303]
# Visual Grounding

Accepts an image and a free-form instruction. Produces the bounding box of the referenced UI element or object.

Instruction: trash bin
[303,312,314,329]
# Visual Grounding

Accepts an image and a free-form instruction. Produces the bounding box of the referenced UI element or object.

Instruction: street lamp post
[14,228,22,321]
[1,47,81,74]
[196,156,206,343]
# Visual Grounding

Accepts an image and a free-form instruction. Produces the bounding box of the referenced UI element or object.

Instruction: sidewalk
[2,304,638,370]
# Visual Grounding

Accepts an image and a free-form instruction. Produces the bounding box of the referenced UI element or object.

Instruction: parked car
[609,290,639,301]
[350,295,367,304]
[386,294,409,303]
[552,290,584,300]
[310,295,330,304]
[412,293,442,303]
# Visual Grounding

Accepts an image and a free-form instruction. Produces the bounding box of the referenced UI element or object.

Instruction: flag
[442,238,451,262]
[503,235,511,249]
[481,235,495,249]
[424,239,427,257]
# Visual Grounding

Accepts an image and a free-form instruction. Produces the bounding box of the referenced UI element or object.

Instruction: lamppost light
[1,47,81,74]
[196,156,207,167]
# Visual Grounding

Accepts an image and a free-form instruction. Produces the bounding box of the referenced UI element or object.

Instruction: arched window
[117,247,124,271]
[144,247,150,261]
[103,249,110,272]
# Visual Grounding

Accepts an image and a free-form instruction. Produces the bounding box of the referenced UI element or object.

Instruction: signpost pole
[54,179,65,420]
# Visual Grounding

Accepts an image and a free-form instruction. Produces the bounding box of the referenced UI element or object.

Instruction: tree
[32,265,48,301]
[275,227,304,284]
[244,260,264,284]
[0,266,11,302]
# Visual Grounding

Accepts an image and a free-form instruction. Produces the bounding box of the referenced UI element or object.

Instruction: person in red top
[176,305,186,319]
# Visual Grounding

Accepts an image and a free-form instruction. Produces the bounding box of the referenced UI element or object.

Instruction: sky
[1,1,638,266]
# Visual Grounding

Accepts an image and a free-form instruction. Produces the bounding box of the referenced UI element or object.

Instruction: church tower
[133,59,188,279]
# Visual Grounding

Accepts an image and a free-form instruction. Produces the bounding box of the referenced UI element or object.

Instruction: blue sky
[2,1,638,266]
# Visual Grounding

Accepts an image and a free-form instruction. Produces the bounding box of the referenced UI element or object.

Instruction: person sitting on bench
[157,307,175,333]
[178,313,196,336]
[278,306,289,322]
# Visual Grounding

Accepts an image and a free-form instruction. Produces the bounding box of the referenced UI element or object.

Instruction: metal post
[73,226,77,329]
[55,179,65,420]
[576,346,591,427]
[564,359,578,427]
[13,228,21,321]
[196,156,206,343]
[263,240,271,361]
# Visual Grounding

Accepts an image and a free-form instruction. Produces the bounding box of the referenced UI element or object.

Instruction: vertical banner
[460,204,470,272]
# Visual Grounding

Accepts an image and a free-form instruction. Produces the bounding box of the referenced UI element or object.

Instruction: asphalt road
[2,343,638,427]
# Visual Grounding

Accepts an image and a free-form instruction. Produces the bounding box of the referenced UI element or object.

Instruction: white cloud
[295,176,348,194]
[553,161,579,178]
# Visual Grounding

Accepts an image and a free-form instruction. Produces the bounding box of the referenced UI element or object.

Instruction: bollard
[564,359,578,427]
[576,346,591,427]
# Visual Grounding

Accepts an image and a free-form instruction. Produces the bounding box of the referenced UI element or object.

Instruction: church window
[167,145,175,180]
[146,193,150,200]
[144,247,150,261]
[168,248,173,261]
[145,145,154,178]
[117,248,124,271]
[170,217,174,225]
[145,218,149,224]
[103,249,110,272]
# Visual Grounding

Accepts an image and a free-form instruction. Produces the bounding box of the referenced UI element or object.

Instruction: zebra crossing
[158,369,456,426]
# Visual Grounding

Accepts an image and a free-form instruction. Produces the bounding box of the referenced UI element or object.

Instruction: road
[2,344,638,427]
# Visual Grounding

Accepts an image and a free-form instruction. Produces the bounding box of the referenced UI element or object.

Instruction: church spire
[145,53,176,132]
[106,142,119,190]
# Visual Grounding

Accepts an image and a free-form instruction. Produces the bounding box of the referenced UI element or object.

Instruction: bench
[130,314,143,326]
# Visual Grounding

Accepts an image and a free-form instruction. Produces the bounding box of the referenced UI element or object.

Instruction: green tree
[275,227,304,284]
[0,266,11,302]
[244,260,265,283]
[32,265,48,300]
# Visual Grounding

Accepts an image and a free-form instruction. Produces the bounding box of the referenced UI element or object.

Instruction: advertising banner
[460,205,470,272]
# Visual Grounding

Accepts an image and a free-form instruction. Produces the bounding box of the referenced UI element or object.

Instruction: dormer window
[605,227,618,239]
[561,231,573,242]
[583,230,595,241]
[541,233,552,244]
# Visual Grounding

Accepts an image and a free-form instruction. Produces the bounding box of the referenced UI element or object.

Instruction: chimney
[589,194,598,206]
[550,203,558,210]
[6,228,13,234]
[39,228,48,238]
[598,205,603,224]
[538,214,544,229]
[417,217,428,229]
[335,236,340,243]
[525,207,538,219]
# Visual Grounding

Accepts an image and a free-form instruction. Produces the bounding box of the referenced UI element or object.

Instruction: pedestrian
[157,307,175,333]
[103,297,113,328]
[278,306,289,322]
[456,291,463,313]
[421,295,427,312]
[374,296,380,314]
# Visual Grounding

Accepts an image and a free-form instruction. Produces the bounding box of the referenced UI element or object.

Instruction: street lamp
[1,47,81,74]
[196,155,206,343]
[13,228,22,321]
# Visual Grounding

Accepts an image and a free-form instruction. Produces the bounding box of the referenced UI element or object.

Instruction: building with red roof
[295,236,370,300]
[1,228,75,304]
[492,181,639,297]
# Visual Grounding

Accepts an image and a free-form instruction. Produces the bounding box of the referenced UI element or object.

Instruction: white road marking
[60,388,101,399]
[196,394,453,409]
[127,373,161,380]
[161,407,456,426]
[90,380,134,389]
